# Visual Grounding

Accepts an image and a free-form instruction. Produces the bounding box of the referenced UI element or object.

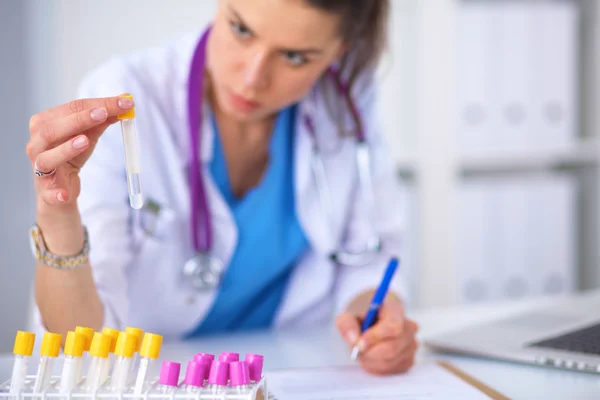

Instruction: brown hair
[306,0,390,137]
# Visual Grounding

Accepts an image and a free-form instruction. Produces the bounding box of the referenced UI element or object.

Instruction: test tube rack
[0,376,267,400]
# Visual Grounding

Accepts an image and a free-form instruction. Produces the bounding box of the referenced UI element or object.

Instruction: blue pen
[351,257,399,361]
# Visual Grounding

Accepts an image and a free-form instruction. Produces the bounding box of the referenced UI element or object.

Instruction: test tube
[32,332,62,393]
[157,361,180,394]
[101,327,120,380]
[182,361,209,392]
[117,94,143,209]
[9,331,35,394]
[59,331,86,394]
[86,332,110,393]
[75,326,94,380]
[133,332,163,395]
[245,354,264,384]
[110,332,137,392]
[125,327,144,380]
[207,360,229,394]
[229,361,251,395]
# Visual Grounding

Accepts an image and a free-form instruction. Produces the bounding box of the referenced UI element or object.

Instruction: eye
[230,21,252,40]
[282,51,308,66]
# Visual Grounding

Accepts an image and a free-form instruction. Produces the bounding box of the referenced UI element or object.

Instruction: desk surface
[3,294,600,399]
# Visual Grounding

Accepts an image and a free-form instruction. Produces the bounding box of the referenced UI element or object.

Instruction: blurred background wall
[0,0,598,352]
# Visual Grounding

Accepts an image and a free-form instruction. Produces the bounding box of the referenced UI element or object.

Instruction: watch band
[30,224,90,269]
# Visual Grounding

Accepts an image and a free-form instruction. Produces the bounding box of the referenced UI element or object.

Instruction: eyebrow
[228,5,324,55]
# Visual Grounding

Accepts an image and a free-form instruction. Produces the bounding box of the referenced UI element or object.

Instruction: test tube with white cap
[117,94,143,209]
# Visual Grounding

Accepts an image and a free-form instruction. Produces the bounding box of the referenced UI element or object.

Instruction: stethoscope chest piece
[183,252,224,291]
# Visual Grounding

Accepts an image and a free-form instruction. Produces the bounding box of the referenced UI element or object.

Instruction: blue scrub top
[187,104,309,336]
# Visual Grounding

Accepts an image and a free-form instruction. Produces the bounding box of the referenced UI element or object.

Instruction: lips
[227,89,260,113]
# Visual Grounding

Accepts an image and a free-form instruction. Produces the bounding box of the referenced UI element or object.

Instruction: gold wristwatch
[29,224,90,269]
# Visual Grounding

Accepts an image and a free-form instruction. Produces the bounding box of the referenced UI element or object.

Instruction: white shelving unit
[378,0,600,308]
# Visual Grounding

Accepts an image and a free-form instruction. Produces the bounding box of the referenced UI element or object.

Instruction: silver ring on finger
[34,161,56,178]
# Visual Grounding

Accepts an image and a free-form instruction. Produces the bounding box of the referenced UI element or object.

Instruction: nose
[242,50,269,91]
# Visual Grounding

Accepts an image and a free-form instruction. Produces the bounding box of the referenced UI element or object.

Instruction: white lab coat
[33,30,410,339]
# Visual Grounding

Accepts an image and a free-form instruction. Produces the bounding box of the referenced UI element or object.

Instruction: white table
[2,295,599,399]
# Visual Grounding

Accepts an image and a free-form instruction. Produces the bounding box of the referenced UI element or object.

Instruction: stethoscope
[182,27,383,291]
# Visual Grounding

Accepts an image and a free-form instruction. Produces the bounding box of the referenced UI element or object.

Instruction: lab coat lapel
[294,99,338,255]
[275,97,339,326]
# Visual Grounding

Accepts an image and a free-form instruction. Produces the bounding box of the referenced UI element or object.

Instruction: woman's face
[207,0,345,122]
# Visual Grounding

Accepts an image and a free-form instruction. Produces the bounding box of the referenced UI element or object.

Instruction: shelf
[395,139,599,176]
[459,140,599,174]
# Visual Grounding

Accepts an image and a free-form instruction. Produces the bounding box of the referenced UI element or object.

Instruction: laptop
[424,289,600,373]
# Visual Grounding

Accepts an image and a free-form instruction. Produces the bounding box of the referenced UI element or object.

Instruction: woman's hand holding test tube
[26,95,139,336]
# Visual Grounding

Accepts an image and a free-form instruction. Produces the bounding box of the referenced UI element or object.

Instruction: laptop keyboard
[529,322,600,355]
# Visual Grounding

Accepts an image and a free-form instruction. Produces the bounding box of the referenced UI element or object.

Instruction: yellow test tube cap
[64,331,85,357]
[102,327,120,353]
[140,333,163,359]
[75,326,94,352]
[125,327,144,353]
[117,94,135,120]
[115,332,137,358]
[40,332,62,358]
[13,331,35,356]
[90,332,110,358]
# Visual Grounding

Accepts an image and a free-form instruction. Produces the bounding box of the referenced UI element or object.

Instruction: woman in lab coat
[26,0,418,375]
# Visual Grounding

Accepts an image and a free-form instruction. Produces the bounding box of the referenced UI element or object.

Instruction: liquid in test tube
[32,332,62,393]
[9,331,35,394]
[117,94,143,209]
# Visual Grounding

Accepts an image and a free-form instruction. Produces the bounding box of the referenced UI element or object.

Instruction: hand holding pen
[336,257,420,375]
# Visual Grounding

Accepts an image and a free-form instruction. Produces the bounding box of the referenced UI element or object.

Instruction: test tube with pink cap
[156,361,180,394]
[228,361,252,395]
[245,354,264,383]
[181,360,210,392]
[207,360,229,394]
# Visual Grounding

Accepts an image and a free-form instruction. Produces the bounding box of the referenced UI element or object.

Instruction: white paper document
[267,363,493,400]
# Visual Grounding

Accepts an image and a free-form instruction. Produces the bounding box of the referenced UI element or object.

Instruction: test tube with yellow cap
[101,327,120,380]
[117,94,143,209]
[125,327,144,378]
[32,332,62,393]
[86,332,111,393]
[59,331,86,394]
[110,332,137,391]
[9,331,35,394]
[133,332,163,395]
[75,326,94,382]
